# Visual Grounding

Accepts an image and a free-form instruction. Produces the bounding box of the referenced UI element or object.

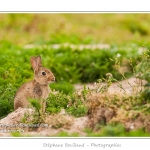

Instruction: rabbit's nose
[48,76,55,82]
[51,77,55,82]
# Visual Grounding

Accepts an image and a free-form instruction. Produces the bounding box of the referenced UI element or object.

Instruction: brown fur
[14,56,55,113]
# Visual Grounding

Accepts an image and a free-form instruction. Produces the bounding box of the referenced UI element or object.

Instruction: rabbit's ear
[36,55,42,67]
[30,56,38,71]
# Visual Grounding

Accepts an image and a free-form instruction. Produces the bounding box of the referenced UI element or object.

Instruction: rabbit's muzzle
[48,76,55,83]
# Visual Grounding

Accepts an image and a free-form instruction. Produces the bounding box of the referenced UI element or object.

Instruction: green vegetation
[46,92,87,117]
[0,41,141,118]
[85,123,150,137]
[136,50,150,102]
[0,14,150,136]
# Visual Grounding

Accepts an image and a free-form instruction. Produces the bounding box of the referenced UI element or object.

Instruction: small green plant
[136,49,150,102]
[46,91,87,117]
[46,92,69,114]
[136,50,150,82]
[21,112,31,123]
[29,99,41,115]
[27,99,46,124]
[50,81,74,94]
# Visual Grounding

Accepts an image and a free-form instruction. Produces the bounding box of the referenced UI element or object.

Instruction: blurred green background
[0,13,150,45]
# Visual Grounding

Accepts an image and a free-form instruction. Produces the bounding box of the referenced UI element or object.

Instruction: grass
[85,123,150,137]
[0,14,150,136]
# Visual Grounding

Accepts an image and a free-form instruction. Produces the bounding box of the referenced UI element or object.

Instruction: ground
[0,77,147,137]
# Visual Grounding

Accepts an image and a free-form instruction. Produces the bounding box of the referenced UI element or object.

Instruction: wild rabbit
[14,56,55,113]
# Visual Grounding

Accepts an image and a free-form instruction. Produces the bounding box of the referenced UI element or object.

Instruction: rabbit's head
[30,56,55,85]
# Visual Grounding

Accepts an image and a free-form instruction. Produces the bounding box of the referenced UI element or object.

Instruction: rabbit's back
[14,81,50,110]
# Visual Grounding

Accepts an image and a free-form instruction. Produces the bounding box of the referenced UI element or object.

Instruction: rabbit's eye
[42,71,46,75]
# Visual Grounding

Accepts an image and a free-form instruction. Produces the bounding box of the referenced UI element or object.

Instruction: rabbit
[14,55,55,113]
